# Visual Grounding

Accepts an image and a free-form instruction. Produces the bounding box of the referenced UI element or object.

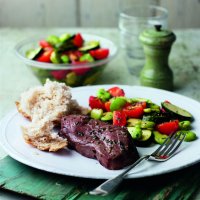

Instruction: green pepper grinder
[139,25,176,90]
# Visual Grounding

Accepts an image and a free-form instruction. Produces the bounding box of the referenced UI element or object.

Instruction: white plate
[1,85,200,179]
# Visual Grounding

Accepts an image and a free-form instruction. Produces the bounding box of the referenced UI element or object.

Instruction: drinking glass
[118,3,168,76]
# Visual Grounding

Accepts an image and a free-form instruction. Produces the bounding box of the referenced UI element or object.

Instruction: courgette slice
[55,42,76,52]
[153,131,168,145]
[161,102,193,121]
[26,47,42,60]
[127,118,142,127]
[101,112,113,121]
[134,130,153,147]
[142,112,171,123]
[59,33,74,42]
[90,108,103,120]
[79,41,100,52]
[128,126,142,140]
[140,130,152,141]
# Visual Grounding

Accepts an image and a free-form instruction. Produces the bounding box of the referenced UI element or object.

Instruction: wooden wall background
[0,0,199,29]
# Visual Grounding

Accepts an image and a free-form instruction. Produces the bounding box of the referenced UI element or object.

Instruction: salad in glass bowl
[14,32,117,86]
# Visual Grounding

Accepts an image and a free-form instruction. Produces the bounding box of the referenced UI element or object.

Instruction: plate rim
[1,85,200,179]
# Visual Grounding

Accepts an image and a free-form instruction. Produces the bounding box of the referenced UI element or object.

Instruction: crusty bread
[16,101,32,120]
[16,79,81,123]
[16,79,87,152]
[21,120,67,151]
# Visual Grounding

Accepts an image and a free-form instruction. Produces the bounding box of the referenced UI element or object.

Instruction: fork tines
[152,132,186,159]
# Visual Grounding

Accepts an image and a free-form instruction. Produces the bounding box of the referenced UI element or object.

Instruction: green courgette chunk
[162,102,193,120]
[79,41,100,51]
[139,130,152,142]
[133,130,153,147]
[26,47,42,60]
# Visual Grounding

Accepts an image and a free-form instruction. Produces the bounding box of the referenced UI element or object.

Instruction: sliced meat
[59,115,139,170]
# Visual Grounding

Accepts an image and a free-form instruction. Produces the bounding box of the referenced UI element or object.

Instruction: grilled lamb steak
[59,114,139,170]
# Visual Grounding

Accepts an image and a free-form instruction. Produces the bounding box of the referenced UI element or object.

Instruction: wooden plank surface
[0,0,77,27]
[79,0,118,27]
[0,0,200,28]
[160,0,200,29]
[0,156,200,200]
[0,0,44,27]
[43,0,77,27]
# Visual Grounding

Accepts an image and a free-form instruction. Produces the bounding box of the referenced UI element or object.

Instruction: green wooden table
[0,28,200,200]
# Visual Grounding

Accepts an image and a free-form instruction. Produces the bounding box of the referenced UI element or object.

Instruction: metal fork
[89,132,186,196]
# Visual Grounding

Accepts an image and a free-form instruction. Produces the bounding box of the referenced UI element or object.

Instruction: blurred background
[0,0,200,29]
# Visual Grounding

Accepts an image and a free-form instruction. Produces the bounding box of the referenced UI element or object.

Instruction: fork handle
[89,155,149,196]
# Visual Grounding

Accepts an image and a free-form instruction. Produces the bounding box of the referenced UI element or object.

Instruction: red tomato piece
[108,87,125,97]
[72,67,90,75]
[135,102,147,109]
[39,40,52,48]
[124,102,131,107]
[156,120,179,135]
[44,47,53,51]
[74,50,83,58]
[72,61,91,75]
[89,48,109,60]
[68,50,83,61]
[36,49,53,63]
[89,96,105,109]
[104,101,111,112]
[69,52,78,61]
[89,50,96,58]
[50,70,69,80]
[113,111,127,126]
[123,105,144,118]
[73,33,84,47]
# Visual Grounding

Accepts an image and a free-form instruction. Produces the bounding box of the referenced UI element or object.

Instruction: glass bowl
[14,33,118,86]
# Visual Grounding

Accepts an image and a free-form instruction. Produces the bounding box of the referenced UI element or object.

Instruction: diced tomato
[156,120,179,135]
[124,102,131,107]
[108,87,125,97]
[72,67,90,75]
[134,101,147,109]
[50,70,69,80]
[89,50,96,58]
[75,50,83,58]
[89,96,105,110]
[72,61,91,75]
[68,50,83,62]
[104,101,111,112]
[73,33,84,47]
[44,46,53,51]
[123,105,144,118]
[39,40,52,48]
[36,49,53,63]
[113,111,127,126]
[69,52,78,61]
[89,48,109,60]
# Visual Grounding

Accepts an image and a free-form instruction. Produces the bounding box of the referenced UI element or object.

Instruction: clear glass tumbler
[118,3,168,76]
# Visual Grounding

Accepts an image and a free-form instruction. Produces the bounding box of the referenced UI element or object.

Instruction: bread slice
[16,101,32,120]
[21,119,67,152]
[16,79,87,152]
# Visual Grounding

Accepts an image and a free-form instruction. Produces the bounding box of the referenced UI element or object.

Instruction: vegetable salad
[26,33,109,65]
[88,86,197,146]
[25,33,110,86]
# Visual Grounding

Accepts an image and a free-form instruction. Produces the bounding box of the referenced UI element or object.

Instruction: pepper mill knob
[155,24,162,31]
